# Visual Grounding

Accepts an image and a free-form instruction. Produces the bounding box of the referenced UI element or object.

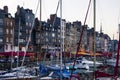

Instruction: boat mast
[11,25,14,70]
[39,0,42,63]
[60,0,63,80]
[93,0,96,79]
[17,17,20,68]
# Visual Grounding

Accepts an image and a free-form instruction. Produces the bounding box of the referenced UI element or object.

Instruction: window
[29,38,31,41]
[52,28,54,31]
[26,22,28,26]
[0,28,3,33]
[58,29,60,32]
[11,29,13,34]
[58,34,60,37]
[29,23,31,27]
[10,21,13,26]
[46,32,48,36]
[6,29,9,34]
[46,27,48,30]
[6,37,9,42]
[26,37,28,41]
[29,30,31,34]
[28,16,30,20]
[19,32,22,36]
[6,45,8,49]
[20,26,22,30]
[26,29,28,34]
[52,33,55,37]
[0,19,3,25]
[11,45,13,50]
[10,38,13,43]
[7,21,9,26]
[37,39,40,43]
[0,38,3,42]
[46,38,48,42]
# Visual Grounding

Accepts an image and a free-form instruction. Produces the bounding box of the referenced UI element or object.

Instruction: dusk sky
[0,0,120,40]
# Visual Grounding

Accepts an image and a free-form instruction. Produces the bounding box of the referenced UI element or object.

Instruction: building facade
[0,6,15,52]
[14,6,35,52]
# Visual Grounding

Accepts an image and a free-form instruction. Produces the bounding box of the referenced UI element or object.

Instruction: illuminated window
[52,33,55,37]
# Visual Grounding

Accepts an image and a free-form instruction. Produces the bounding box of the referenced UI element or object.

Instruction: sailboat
[0,66,37,79]
[106,57,120,67]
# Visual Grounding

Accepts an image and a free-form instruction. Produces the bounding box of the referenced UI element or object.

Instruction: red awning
[0,51,34,57]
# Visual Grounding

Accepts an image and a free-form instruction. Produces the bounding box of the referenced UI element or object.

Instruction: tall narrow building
[0,6,15,52]
[15,6,35,52]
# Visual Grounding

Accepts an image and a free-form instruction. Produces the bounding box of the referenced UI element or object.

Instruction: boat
[0,66,37,80]
[106,58,120,67]
[40,71,63,80]
[0,76,37,80]
[46,64,65,71]
[96,77,115,80]
[77,57,103,68]
[40,68,78,80]
[66,60,89,70]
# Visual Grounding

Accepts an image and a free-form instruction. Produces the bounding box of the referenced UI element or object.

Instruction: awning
[0,51,34,57]
[71,51,102,56]
[71,51,90,56]
[78,51,89,55]
[89,52,102,56]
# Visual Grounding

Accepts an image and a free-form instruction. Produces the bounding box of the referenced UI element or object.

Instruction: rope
[70,0,92,79]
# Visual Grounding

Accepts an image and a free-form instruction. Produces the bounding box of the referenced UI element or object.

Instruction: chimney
[4,6,8,13]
